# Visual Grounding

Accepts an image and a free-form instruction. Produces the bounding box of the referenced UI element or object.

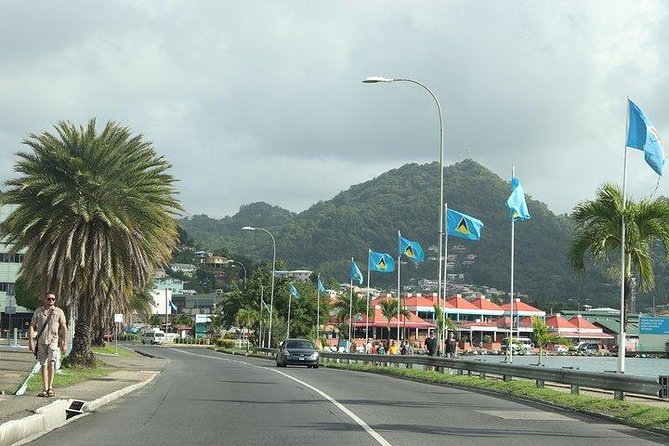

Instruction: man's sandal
[37,390,48,397]
[46,389,55,397]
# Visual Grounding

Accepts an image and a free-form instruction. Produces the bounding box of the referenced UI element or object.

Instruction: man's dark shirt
[425,337,437,356]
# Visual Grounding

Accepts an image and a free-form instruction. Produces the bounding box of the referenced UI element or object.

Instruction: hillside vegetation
[181,159,657,310]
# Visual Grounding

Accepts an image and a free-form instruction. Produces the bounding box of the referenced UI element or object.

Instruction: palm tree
[531,316,562,365]
[333,292,367,347]
[569,183,669,327]
[0,119,182,366]
[379,299,399,347]
[235,307,258,351]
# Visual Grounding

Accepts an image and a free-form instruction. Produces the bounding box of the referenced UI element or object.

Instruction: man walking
[28,291,67,397]
[425,332,437,356]
[446,332,458,359]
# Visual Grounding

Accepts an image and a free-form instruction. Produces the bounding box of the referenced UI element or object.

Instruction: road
[26,346,668,446]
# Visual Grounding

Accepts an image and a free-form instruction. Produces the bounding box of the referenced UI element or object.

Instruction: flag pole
[397,231,402,342]
[260,285,264,348]
[286,285,292,338]
[317,274,321,343]
[509,166,515,364]
[366,250,371,341]
[349,257,354,349]
[618,98,631,374]
[442,203,449,346]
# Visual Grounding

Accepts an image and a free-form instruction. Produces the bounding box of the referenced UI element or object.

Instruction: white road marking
[171,348,393,446]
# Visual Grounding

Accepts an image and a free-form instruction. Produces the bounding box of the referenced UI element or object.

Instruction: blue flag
[317,277,326,293]
[446,209,484,241]
[506,177,531,221]
[169,300,177,311]
[349,260,363,285]
[288,283,301,299]
[627,99,664,176]
[369,250,395,273]
[399,233,425,262]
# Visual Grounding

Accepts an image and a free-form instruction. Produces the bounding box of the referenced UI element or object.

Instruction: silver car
[276,338,319,368]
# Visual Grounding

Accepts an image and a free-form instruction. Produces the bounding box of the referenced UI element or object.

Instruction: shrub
[216,339,236,349]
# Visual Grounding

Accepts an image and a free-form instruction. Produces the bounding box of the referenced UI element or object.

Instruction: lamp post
[242,226,276,348]
[226,260,247,282]
[363,75,445,354]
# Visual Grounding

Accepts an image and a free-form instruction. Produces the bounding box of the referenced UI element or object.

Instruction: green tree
[0,120,181,366]
[236,307,258,351]
[379,299,399,346]
[569,183,669,327]
[531,316,562,365]
[333,291,367,348]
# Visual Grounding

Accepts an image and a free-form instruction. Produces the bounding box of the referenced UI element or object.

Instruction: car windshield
[285,340,314,350]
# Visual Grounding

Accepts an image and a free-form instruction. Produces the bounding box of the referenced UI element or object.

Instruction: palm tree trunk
[68,296,97,367]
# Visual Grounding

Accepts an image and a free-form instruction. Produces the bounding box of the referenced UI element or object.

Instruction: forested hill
[180,159,616,309]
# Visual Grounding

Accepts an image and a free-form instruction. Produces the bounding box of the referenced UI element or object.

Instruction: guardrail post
[480,372,486,380]
[503,375,512,382]
[613,390,624,400]
[536,379,544,388]
[571,385,580,395]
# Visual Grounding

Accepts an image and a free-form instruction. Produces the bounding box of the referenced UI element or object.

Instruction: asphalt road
[26,346,668,446]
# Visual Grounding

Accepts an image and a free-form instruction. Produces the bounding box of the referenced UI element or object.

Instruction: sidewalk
[0,345,167,446]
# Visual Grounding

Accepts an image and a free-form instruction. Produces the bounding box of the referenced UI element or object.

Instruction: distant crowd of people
[353,331,458,357]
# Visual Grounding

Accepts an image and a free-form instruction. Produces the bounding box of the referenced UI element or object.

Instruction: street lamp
[242,226,276,348]
[363,75,445,353]
[225,260,247,282]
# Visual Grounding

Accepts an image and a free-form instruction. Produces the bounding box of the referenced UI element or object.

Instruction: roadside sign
[114,314,123,323]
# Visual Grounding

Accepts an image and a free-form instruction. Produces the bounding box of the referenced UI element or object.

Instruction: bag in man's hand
[33,344,39,359]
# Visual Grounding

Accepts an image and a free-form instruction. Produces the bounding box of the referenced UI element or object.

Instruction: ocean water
[468,354,669,377]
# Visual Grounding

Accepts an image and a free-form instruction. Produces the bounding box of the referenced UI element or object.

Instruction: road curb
[82,371,159,413]
[0,371,160,446]
[0,399,69,446]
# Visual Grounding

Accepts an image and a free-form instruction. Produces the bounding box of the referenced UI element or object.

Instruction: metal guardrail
[252,348,668,400]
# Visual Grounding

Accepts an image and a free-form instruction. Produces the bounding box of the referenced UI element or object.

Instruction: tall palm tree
[236,307,258,351]
[379,299,399,346]
[569,183,669,326]
[0,119,182,365]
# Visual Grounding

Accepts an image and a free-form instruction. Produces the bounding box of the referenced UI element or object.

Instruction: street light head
[242,226,256,231]
[362,76,394,83]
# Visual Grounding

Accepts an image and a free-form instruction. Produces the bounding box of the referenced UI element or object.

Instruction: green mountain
[180,160,622,309]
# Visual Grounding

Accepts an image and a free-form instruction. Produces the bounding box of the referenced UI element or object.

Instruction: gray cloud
[1,1,667,218]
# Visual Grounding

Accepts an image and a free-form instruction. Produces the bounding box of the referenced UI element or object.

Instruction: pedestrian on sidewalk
[28,291,67,398]
[425,332,437,356]
[446,332,458,359]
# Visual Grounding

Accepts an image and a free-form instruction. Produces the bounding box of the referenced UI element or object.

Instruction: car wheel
[313,364,319,369]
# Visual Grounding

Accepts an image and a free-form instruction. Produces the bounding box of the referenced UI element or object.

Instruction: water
[465,354,669,377]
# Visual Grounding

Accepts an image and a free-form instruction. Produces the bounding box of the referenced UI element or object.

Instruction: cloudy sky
[1,1,667,218]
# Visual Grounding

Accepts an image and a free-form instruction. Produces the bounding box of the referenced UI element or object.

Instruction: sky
[1,1,668,219]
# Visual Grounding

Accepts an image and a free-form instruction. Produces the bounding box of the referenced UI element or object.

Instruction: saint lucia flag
[369,250,395,273]
[627,98,664,176]
[349,260,364,285]
[317,277,326,293]
[506,177,531,221]
[288,283,301,299]
[399,233,425,262]
[169,300,178,311]
[446,208,484,241]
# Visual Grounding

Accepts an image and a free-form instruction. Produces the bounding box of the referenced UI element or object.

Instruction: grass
[91,344,133,357]
[26,363,109,393]
[324,361,669,433]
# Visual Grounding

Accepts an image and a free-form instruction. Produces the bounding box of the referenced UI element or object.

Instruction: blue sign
[639,316,669,335]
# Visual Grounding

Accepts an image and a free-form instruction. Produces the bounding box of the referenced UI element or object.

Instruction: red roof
[500,299,544,313]
[404,296,440,308]
[445,295,478,310]
[353,308,434,328]
[545,315,578,331]
[469,296,504,311]
[568,315,601,330]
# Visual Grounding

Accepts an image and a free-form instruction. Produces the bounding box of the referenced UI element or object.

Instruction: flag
[288,283,301,299]
[169,300,177,311]
[317,277,326,293]
[399,233,425,262]
[627,98,664,176]
[349,260,363,285]
[446,208,484,241]
[369,250,395,273]
[506,177,531,221]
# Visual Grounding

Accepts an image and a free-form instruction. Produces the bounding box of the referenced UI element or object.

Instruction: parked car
[276,338,319,368]
[578,342,601,354]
